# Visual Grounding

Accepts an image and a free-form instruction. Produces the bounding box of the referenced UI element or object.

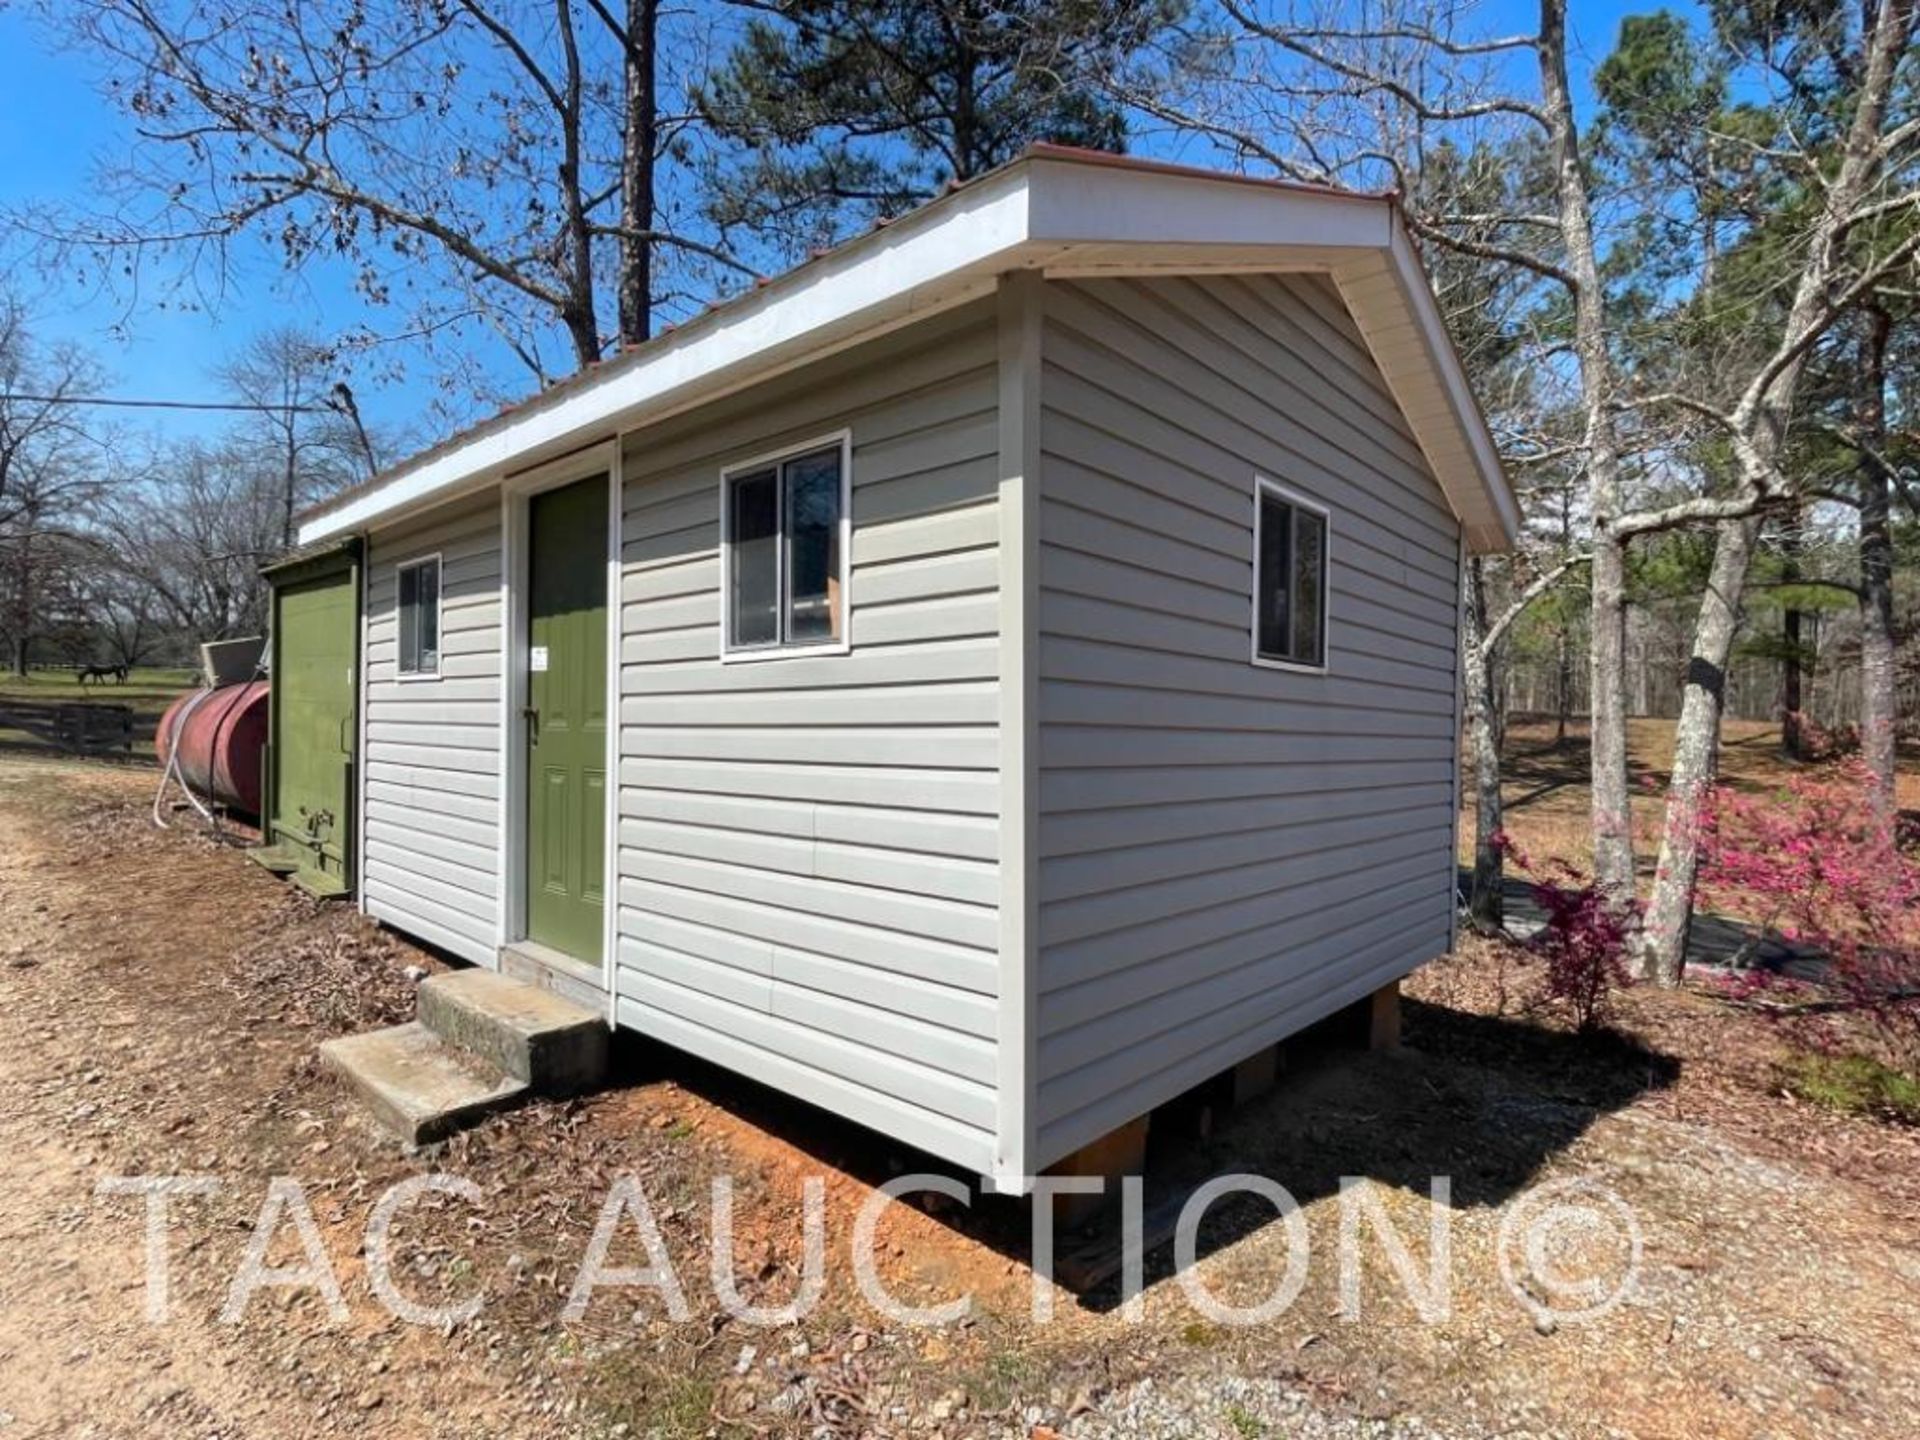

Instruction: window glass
[1255,488,1328,669]
[398,557,441,675]
[784,449,841,643]
[728,468,780,648]
[725,444,844,654]
[1293,508,1325,667]
[1256,493,1293,661]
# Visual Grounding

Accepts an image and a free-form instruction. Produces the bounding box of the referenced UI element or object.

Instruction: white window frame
[1249,475,1331,675]
[395,552,444,681]
[718,428,854,663]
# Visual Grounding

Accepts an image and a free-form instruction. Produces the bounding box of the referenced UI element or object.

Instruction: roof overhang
[299,148,1518,553]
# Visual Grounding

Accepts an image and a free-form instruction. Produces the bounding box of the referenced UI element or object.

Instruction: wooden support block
[1368,980,1402,1050]
[1040,1114,1150,1228]
[1230,1044,1279,1105]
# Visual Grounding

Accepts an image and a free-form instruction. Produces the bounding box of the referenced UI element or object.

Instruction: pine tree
[696,0,1179,256]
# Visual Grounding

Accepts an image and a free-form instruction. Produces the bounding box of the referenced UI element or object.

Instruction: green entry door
[525,474,609,963]
[270,565,358,894]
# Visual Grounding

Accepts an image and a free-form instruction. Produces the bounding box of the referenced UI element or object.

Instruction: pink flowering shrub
[1697,761,1920,1074]
[1492,832,1637,1034]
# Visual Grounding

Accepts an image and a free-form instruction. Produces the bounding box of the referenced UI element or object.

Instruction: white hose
[152,680,221,829]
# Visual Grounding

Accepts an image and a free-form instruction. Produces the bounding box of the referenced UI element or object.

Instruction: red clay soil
[2,754,1918,1438]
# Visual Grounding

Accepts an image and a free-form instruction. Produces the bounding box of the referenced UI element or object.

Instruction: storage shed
[293,147,1518,1190]
[254,539,363,898]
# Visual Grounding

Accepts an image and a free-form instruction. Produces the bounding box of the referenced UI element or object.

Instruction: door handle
[523,706,540,744]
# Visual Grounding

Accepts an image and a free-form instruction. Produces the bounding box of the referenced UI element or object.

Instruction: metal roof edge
[296,146,1518,557]
[297,164,1035,544]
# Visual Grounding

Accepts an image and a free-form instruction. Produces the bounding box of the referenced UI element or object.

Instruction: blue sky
[0,5,470,450]
[0,0,1672,458]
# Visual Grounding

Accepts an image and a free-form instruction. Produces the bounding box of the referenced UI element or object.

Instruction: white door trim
[602,441,624,1022]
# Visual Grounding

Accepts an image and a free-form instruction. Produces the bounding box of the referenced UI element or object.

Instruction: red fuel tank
[156,680,270,819]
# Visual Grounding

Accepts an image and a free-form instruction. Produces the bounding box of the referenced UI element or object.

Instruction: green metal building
[253,539,362,898]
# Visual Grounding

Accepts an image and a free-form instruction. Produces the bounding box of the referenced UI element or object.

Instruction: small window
[723,437,848,656]
[1254,481,1328,670]
[397,555,441,677]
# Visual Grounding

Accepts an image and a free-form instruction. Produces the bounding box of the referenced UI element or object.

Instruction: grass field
[0,667,199,760]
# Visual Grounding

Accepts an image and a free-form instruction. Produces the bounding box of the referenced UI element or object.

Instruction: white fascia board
[301,152,1518,558]
[1384,219,1521,550]
[1025,156,1391,252]
[300,168,1037,544]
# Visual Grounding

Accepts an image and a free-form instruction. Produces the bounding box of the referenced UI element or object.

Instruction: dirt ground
[2,751,1919,1439]
[1466,715,1920,885]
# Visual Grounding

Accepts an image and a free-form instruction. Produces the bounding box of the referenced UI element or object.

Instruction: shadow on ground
[603,993,1681,1310]
[1455,866,1827,981]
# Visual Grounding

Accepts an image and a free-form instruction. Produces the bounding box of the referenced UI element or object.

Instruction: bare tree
[1126,0,1651,903]
[1854,303,1901,817]
[104,439,285,645]
[1631,0,1919,982]
[1795,295,1916,817]
[215,328,377,547]
[1461,551,1589,926]
[1133,0,1920,982]
[23,0,747,390]
[63,551,164,667]
[0,296,112,674]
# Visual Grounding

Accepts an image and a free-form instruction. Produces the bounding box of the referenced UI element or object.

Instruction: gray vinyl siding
[362,493,503,965]
[615,302,1002,1175]
[1030,273,1463,1167]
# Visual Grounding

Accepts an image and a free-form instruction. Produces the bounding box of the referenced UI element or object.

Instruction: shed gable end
[1030,272,1463,1166]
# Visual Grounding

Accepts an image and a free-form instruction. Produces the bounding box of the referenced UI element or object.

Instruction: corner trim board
[1448,527,1468,951]
[354,539,370,909]
[991,270,1044,1192]
[603,439,624,1020]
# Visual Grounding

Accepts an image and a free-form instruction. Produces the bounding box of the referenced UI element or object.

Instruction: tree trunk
[1588,530,1635,896]
[617,0,658,348]
[1780,514,1804,758]
[281,427,298,552]
[1854,305,1897,818]
[560,306,600,370]
[1637,515,1760,984]
[1554,623,1572,746]
[1463,560,1506,927]
[553,0,599,370]
[9,518,34,677]
[1538,0,1634,904]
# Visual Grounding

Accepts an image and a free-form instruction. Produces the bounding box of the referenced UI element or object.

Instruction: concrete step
[417,968,608,1095]
[318,1022,528,1146]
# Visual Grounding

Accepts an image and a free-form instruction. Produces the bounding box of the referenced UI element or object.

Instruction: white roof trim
[1335,220,1521,552]
[300,151,1517,552]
